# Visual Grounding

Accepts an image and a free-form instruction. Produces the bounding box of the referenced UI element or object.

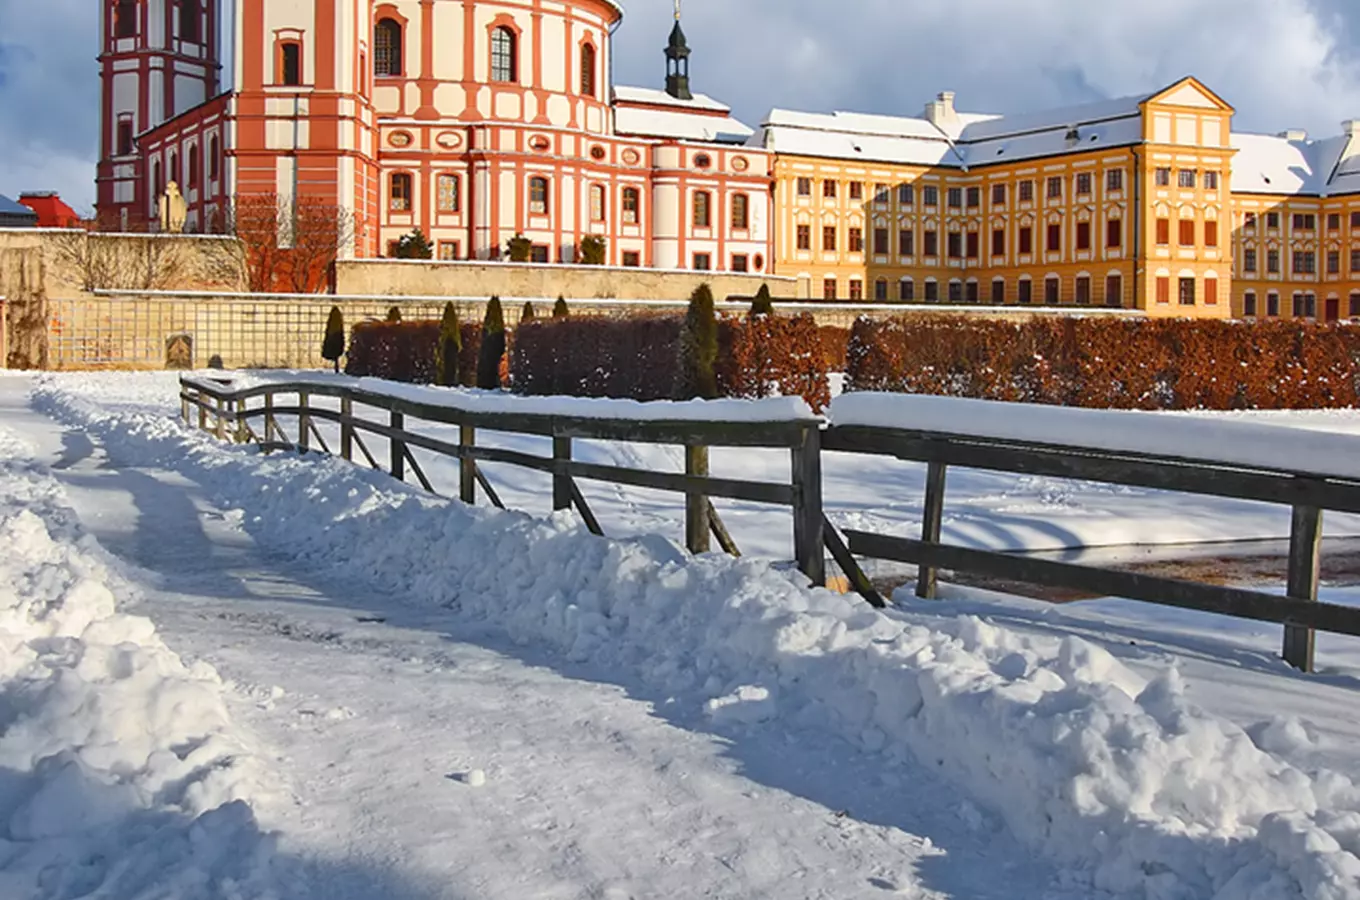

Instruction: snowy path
[0,377,1070,899]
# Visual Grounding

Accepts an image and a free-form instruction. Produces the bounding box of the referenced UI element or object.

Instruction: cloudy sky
[4,0,1360,213]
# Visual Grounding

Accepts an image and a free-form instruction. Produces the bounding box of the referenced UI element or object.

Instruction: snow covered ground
[3,371,1360,898]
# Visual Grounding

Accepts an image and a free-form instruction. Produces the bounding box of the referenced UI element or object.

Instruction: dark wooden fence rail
[823,425,1360,673]
[180,376,1360,674]
[179,376,860,601]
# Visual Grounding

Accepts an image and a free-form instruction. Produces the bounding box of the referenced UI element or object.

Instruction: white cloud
[3,0,1360,214]
[615,0,1360,135]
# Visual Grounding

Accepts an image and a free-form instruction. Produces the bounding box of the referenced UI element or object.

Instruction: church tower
[665,1,693,101]
[97,0,221,227]
[231,0,381,256]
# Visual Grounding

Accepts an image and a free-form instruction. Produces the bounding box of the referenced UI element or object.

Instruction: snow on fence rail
[178,375,1360,673]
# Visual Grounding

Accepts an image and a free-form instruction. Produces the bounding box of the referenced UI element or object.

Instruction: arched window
[390,172,412,211]
[169,151,180,187]
[580,43,597,97]
[208,136,220,180]
[151,160,162,201]
[491,26,517,83]
[731,194,749,230]
[375,18,402,76]
[529,176,549,215]
[179,0,200,42]
[115,0,137,38]
[188,145,199,188]
[590,184,606,222]
[621,187,640,225]
[693,191,711,228]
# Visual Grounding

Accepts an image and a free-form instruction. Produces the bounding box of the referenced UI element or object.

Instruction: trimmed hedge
[512,314,684,400]
[512,313,833,410]
[846,315,1360,410]
[345,319,483,386]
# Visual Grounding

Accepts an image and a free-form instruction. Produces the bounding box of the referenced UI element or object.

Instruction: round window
[590,145,607,161]
[753,254,765,272]
[694,153,712,169]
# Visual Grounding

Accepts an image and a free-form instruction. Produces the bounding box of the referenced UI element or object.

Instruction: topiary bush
[750,284,775,317]
[478,296,506,390]
[679,284,718,399]
[321,306,345,373]
[434,302,462,387]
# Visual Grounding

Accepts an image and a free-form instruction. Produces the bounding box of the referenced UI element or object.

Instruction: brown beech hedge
[846,315,1360,410]
[512,312,832,410]
[345,319,484,386]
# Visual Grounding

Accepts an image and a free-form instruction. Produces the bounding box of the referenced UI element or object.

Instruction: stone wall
[0,229,247,300]
[0,242,49,369]
[334,258,805,301]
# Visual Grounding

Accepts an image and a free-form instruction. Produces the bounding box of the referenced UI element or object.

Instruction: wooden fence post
[298,391,311,452]
[916,462,949,600]
[1284,505,1322,672]
[552,436,572,512]
[791,426,825,587]
[181,390,190,425]
[214,396,226,440]
[391,410,405,481]
[685,444,711,554]
[340,397,353,461]
[263,393,276,443]
[234,398,248,443]
[460,425,476,504]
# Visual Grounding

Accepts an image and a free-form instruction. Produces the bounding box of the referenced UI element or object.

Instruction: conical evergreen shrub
[321,306,345,373]
[553,295,569,319]
[521,301,536,322]
[750,284,775,317]
[386,306,402,323]
[435,302,462,387]
[680,283,719,399]
[478,296,507,390]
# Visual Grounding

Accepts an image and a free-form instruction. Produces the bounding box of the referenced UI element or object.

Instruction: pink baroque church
[96,0,773,272]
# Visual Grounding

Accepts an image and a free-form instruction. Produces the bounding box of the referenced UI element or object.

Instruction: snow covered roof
[762,93,1148,170]
[613,86,755,143]
[0,194,38,223]
[762,109,961,167]
[1230,127,1360,197]
[613,85,730,113]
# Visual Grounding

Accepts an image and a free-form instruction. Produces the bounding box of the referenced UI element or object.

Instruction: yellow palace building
[760,77,1360,320]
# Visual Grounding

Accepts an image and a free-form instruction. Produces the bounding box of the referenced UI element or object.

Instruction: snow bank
[36,376,1360,899]
[0,425,281,898]
[831,392,1360,480]
[184,371,819,423]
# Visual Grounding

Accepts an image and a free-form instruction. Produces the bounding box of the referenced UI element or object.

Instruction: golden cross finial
[674,0,681,21]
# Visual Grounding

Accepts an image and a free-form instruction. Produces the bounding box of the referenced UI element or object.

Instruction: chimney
[925,91,959,129]
[1277,129,1308,142]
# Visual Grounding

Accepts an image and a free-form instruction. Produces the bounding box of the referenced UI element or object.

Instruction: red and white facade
[97,0,222,229]
[98,0,773,273]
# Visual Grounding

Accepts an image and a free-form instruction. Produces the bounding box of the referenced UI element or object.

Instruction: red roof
[18,192,82,228]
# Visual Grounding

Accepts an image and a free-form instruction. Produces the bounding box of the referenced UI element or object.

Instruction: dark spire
[665,2,692,100]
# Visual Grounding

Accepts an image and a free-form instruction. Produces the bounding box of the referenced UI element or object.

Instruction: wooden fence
[180,376,1360,674]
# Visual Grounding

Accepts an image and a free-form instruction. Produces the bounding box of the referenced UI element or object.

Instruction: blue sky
[3,0,1360,213]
